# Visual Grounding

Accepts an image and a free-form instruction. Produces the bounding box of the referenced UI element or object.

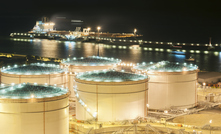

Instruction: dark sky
[1,0,221,43]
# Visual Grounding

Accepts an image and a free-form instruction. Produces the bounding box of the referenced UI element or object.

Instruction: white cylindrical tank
[60,56,121,73]
[0,63,68,87]
[132,61,199,110]
[0,83,70,134]
[60,56,121,99]
[74,70,148,122]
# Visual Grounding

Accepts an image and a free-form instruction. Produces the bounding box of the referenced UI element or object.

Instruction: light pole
[97,26,101,56]
[87,27,91,35]
[209,120,212,134]
[134,28,137,36]
[203,82,206,95]
[164,110,168,127]
[97,26,101,37]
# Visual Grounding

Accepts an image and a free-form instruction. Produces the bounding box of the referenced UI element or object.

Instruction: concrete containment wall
[60,64,116,73]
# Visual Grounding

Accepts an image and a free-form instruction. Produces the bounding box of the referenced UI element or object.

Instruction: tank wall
[148,72,197,110]
[60,64,116,98]
[68,74,75,99]
[60,64,115,73]
[76,81,148,122]
[0,97,69,134]
[1,73,68,87]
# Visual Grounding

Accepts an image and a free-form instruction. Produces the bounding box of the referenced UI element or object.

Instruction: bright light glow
[214,52,219,55]
[182,67,187,71]
[31,94,35,98]
[210,120,212,124]
[190,50,194,53]
[164,110,168,114]
[97,26,101,30]
[203,82,206,86]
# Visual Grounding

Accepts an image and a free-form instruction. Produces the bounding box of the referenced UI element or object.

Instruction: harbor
[9,17,221,55]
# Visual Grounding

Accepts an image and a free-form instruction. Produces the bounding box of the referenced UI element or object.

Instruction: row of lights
[134,61,197,73]
[1,63,65,75]
[144,41,220,47]
[11,33,61,37]
[84,36,143,43]
[0,83,68,99]
[118,62,135,67]
[10,31,220,47]
[86,27,137,34]
[86,26,100,33]
[10,37,220,55]
[83,35,220,47]
[76,69,147,82]
[43,23,55,26]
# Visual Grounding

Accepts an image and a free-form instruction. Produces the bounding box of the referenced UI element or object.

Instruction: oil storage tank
[60,56,121,99]
[132,61,198,110]
[0,83,69,134]
[60,56,121,72]
[74,70,148,122]
[0,63,68,87]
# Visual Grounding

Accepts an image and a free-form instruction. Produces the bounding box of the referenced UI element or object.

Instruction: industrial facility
[0,83,70,134]
[0,63,68,87]
[132,61,199,110]
[74,69,148,122]
[0,56,206,133]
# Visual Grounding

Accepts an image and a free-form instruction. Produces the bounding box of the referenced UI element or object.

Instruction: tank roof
[61,56,121,66]
[76,70,148,82]
[133,61,198,72]
[0,83,68,99]
[1,63,65,75]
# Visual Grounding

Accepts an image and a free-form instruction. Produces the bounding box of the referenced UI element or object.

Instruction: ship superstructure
[32,18,55,33]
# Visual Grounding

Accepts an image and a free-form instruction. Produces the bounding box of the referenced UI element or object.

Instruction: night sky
[1,0,221,43]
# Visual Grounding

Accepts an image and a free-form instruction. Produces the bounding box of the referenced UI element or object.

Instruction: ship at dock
[10,17,143,43]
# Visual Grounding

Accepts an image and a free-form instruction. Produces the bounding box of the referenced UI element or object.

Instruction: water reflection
[1,38,221,71]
